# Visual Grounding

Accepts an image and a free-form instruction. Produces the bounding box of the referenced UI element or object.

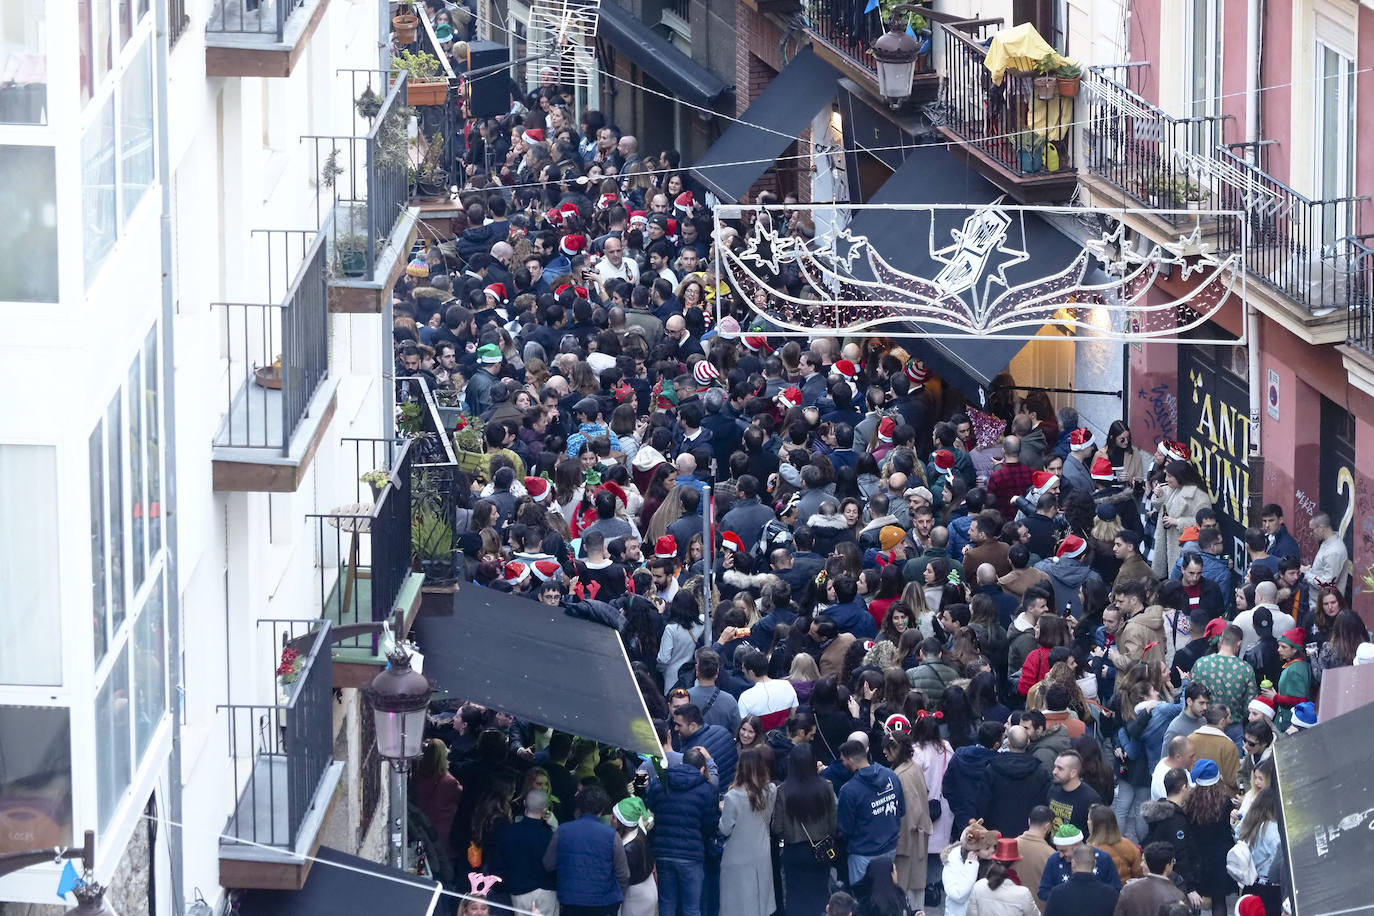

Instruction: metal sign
[711,202,1248,343]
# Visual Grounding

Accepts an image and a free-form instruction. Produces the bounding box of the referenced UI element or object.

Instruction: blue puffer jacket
[682,724,738,791]
[646,763,720,863]
[554,814,623,907]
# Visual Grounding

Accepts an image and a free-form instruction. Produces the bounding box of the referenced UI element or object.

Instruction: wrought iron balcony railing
[207,0,305,41]
[804,0,934,79]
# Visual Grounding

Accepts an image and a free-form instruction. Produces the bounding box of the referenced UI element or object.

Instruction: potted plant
[335,232,369,277]
[361,468,391,499]
[453,413,490,482]
[412,133,448,200]
[392,50,447,107]
[392,2,419,44]
[1181,180,1210,210]
[319,147,344,193]
[1033,54,1059,100]
[1012,133,1043,174]
[355,86,383,121]
[1143,173,1175,209]
[276,646,304,703]
[1056,61,1082,97]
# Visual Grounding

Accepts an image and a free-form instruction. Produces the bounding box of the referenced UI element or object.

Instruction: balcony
[802,0,939,106]
[1081,67,1232,248]
[212,229,338,493]
[306,70,421,314]
[932,23,1078,202]
[219,621,343,890]
[307,438,424,688]
[205,0,330,78]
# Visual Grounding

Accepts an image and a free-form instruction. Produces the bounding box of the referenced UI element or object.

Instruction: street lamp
[365,646,433,872]
[0,830,117,915]
[871,5,925,108]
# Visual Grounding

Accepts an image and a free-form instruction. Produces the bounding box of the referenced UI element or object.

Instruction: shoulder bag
[800,821,839,865]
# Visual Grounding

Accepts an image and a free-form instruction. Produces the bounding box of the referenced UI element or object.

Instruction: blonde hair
[788,653,820,683]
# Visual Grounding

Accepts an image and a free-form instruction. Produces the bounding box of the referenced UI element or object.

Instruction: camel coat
[893,758,934,894]
[1151,484,1213,578]
[1093,837,1145,884]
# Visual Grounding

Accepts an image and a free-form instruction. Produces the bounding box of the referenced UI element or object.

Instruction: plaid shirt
[987,461,1036,518]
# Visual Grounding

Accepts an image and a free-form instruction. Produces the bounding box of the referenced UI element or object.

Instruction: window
[0,145,57,302]
[0,0,48,124]
[91,424,108,663]
[144,327,162,556]
[1316,42,1355,243]
[1186,0,1221,124]
[0,446,62,686]
[128,352,145,592]
[82,98,117,287]
[95,648,131,831]
[107,393,126,636]
[120,40,154,223]
[0,706,72,854]
[134,572,167,759]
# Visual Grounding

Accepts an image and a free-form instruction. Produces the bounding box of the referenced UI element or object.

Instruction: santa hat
[475,343,503,365]
[598,481,628,509]
[1190,759,1220,787]
[560,234,587,256]
[883,713,912,736]
[629,210,648,230]
[524,476,550,503]
[904,359,930,384]
[654,535,678,559]
[1030,471,1058,496]
[831,359,858,382]
[1248,696,1275,720]
[553,283,590,300]
[1069,427,1097,451]
[596,192,618,212]
[877,416,896,443]
[1278,627,1306,650]
[523,128,544,142]
[532,559,562,582]
[1055,534,1087,560]
[558,200,580,217]
[693,361,721,387]
[1202,617,1228,640]
[742,335,773,353]
[1236,896,1266,916]
[1159,439,1191,462]
[483,282,507,304]
[1292,701,1318,729]
[674,191,694,215]
[545,208,565,228]
[1090,455,1115,481]
[776,386,802,409]
[666,217,678,237]
[502,561,530,586]
[932,449,956,476]
[720,531,745,553]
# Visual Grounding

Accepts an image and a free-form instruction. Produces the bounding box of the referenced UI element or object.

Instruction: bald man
[885,472,910,526]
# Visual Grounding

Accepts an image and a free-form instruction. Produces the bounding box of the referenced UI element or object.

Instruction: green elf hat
[475,343,502,365]
[1052,824,1084,847]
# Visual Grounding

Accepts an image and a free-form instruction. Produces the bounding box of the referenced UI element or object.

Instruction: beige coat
[893,758,934,895]
[1151,484,1213,578]
[1014,831,1055,913]
[966,877,1041,916]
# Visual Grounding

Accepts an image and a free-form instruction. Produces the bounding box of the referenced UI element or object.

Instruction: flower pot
[254,366,282,389]
[407,79,448,107]
[1057,76,1081,97]
[392,13,419,44]
[338,247,367,277]
[1018,148,1042,174]
[413,173,449,201]
[1033,76,1058,100]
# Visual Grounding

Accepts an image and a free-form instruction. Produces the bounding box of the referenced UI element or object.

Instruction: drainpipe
[1245,0,1260,150]
[152,0,185,913]
[1247,303,1265,522]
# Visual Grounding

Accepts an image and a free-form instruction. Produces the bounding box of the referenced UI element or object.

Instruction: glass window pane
[144,325,162,556]
[107,393,125,634]
[0,706,73,853]
[0,0,48,125]
[90,424,108,664]
[83,98,117,288]
[134,573,165,760]
[119,0,132,47]
[79,0,93,105]
[119,39,154,223]
[0,146,57,302]
[128,352,145,591]
[0,446,62,686]
[93,0,112,87]
[95,649,131,831]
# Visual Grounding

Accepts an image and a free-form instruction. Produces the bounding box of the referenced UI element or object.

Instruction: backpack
[1226,837,1258,886]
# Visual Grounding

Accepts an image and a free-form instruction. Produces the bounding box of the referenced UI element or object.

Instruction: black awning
[687,46,843,203]
[237,846,440,916]
[597,1,730,109]
[412,587,660,757]
[846,145,1083,404]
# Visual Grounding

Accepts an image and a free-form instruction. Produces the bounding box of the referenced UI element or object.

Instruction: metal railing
[220,621,334,852]
[305,70,411,281]
[938,25,1076,179]
[169,0,190,47]
[1346,239,1374,351]
[213,229,329,453]
[804,0,934,78]
[206,0,304,40]
[344,436,403,504]
[1214,146,1364,314]
[1084,68,1230,225]
[664,0,691,24]
[307,439,416,650]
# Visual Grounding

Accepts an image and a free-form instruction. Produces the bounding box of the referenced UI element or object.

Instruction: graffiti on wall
[1137,383,1178,438]
[1186,368,1251,527]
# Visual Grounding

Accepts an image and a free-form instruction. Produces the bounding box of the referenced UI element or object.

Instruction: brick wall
[733,6,814,204]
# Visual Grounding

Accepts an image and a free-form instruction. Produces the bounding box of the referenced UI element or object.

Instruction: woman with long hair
[736,714,766,752]
[656,590,703,691]
[884,734,933,910]
[900,580,936,638]
[719,746,777,916]
[772,743,838,916]
[810,676,857,764]
[965,860,1039,916]
[412,738,462,861]
[1151,459,1213,578]
[939,686,976,750]
[911,712,954,899]
[858,856,918,916]
[1105,419,1152,485]
[1072,737,1116,809]
[1236,781,1283,915]
[554,457,587,525]
[867,565,905,629]
[896,628,924,671]
[637,463,675,532]
[1018,615,1071,696]
[788,652,821,704]
[1087,803,1142,883]
[923,559,953,616]
[1183,767,1237,916]
[620,592,662,672]
[842,497,865,537]
[1309,587,1345,650]
[646,485,693,546]
[880,602,914,646]
[1321,608,1370,672]
[966,670,1009,725]
[515,767,561,828]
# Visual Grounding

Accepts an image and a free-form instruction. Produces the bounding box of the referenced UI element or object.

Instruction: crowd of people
[385,71,1371,916]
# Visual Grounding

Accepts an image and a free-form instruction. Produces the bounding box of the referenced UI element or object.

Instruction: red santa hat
[693,361,721,387]
[560,234,587,256]
[596,192,618,211]
[877,416,896,443]
[831,359,858,381]
[1056,535,1087,560]
[1069,427,1098,451]
[598,481,628,509]
[1030,471,1059,497]
[1247,696,1275,720]
[933,449,956,474]
[742,335,773,354]
[559,200,581,216]
[654,535,678,559]
[502,561,530,585]
[524,476,550,503]
[553,283,590,300]
[776,386,803,409]
[532,559,562,582]
[1235,896,1266,916]
[1090,455,1115,481]
[523,128,544,142]
[1158,439,1191,462]
[483,282,507,304]
[628,210,649,230]
[674,191,694,215]
[904,360,930,384]
[665,217,678,237]
[545,207,565,228]
[720,531,745,553]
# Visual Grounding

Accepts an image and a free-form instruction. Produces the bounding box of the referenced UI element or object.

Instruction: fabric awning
[237,846,441,916]
[412,587,660,757]
[596,0,730,109]
[687,46,843,203]
[845,145,1083,404]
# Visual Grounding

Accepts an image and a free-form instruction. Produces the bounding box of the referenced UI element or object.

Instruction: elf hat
[693,361,721,386]
[904,359,930,384]
[720,531,745,553]
[1090,455,1116,481]
[654,535,678,559]
[1056,534,1087,560]
[476,344,503,364]
[1278,628,1306,650]
[1052,824,1084,846]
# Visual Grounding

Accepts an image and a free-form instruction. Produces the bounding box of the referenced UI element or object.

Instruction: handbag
[800,821,839,865]
[928,798,943,823]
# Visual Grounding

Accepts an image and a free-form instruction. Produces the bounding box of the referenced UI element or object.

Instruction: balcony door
[1185,0,1221,145]
[1315,42,1356,247]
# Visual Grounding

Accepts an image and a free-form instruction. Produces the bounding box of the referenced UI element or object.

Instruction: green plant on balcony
[355,86,384,121]
[320,147,344,190]
[1179,180,1210,208]
[392,50,448,106]
[878,0,929,31]
[375,103,414,173]
[412,469,456,584]
[1012,132,1043,173]
[410,132,448,200]
[1055,60,1082,97]
[1032,53,1059,99]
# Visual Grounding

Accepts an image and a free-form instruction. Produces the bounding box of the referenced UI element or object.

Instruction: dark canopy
[597,1,730,109]
[847,145,1083,403]
[237,846,440,916]
[413,587,660,757]
[688,46,843,202]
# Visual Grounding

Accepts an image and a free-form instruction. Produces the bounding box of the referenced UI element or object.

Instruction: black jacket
[1141,799,1194,891]
[1043,872,1119,916]
[979,751,1051,836]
